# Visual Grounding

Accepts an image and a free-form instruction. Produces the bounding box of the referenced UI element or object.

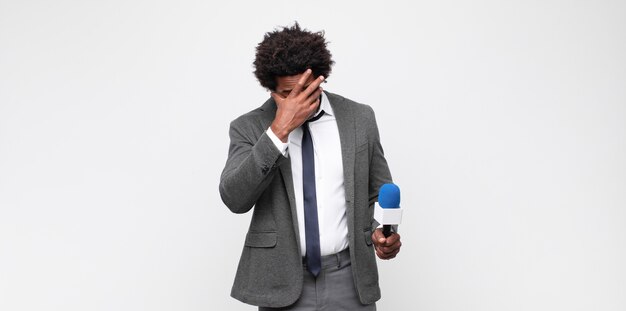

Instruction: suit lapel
[327,92,356,205]
[327,92,357,254]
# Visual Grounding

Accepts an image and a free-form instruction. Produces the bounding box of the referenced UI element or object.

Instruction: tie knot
[306,110,325,123]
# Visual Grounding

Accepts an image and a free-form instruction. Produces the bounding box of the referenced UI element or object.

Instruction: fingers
[270,92,284,104]
[377,239,401,253]
[290,70,324,100]
[385,232,401,246]
[375,242,401,259]
[373,231,401,260]
[291,69,313,96]
[301,75,325,99]
[376,245,400,260]
[301,87,323,120]
[306,86,323,106]
[372,228,386,245]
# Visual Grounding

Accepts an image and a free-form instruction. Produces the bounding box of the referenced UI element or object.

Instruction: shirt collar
[316,91,333,117]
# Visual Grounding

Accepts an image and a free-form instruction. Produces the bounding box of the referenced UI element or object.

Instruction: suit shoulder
[327,92,376,118]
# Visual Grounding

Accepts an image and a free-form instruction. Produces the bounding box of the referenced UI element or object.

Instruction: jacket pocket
[245,231,277,248]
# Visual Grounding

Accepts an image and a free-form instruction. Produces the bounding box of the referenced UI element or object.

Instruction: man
[219,23,402,310]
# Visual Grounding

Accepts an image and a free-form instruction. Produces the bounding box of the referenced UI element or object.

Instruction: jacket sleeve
[219,117,287,214]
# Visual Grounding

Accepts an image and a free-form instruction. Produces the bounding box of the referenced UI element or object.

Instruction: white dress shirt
[266,92,349,257]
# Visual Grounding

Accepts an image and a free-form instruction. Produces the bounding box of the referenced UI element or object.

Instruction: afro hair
[253,22,334,91]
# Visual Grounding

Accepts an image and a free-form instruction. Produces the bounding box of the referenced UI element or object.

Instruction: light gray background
[1,0,625,310]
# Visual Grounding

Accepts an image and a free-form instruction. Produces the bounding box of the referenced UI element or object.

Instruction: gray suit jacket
[219,92,392,307]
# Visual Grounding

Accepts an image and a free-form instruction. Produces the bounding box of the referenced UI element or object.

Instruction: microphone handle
[382,225,393,238]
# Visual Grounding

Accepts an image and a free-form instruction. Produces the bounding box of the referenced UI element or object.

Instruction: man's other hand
[371,228,402,260]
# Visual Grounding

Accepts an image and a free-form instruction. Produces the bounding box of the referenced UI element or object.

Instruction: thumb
[372,229,386,244]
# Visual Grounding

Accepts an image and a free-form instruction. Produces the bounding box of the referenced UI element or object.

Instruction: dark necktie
[302,110,325,277]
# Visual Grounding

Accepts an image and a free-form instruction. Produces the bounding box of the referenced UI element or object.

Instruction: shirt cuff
[266,127,288,156]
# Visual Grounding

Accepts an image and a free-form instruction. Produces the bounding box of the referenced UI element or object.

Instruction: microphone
[374,183,403,237]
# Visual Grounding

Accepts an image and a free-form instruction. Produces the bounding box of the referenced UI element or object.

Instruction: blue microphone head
[378,183,400,208]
